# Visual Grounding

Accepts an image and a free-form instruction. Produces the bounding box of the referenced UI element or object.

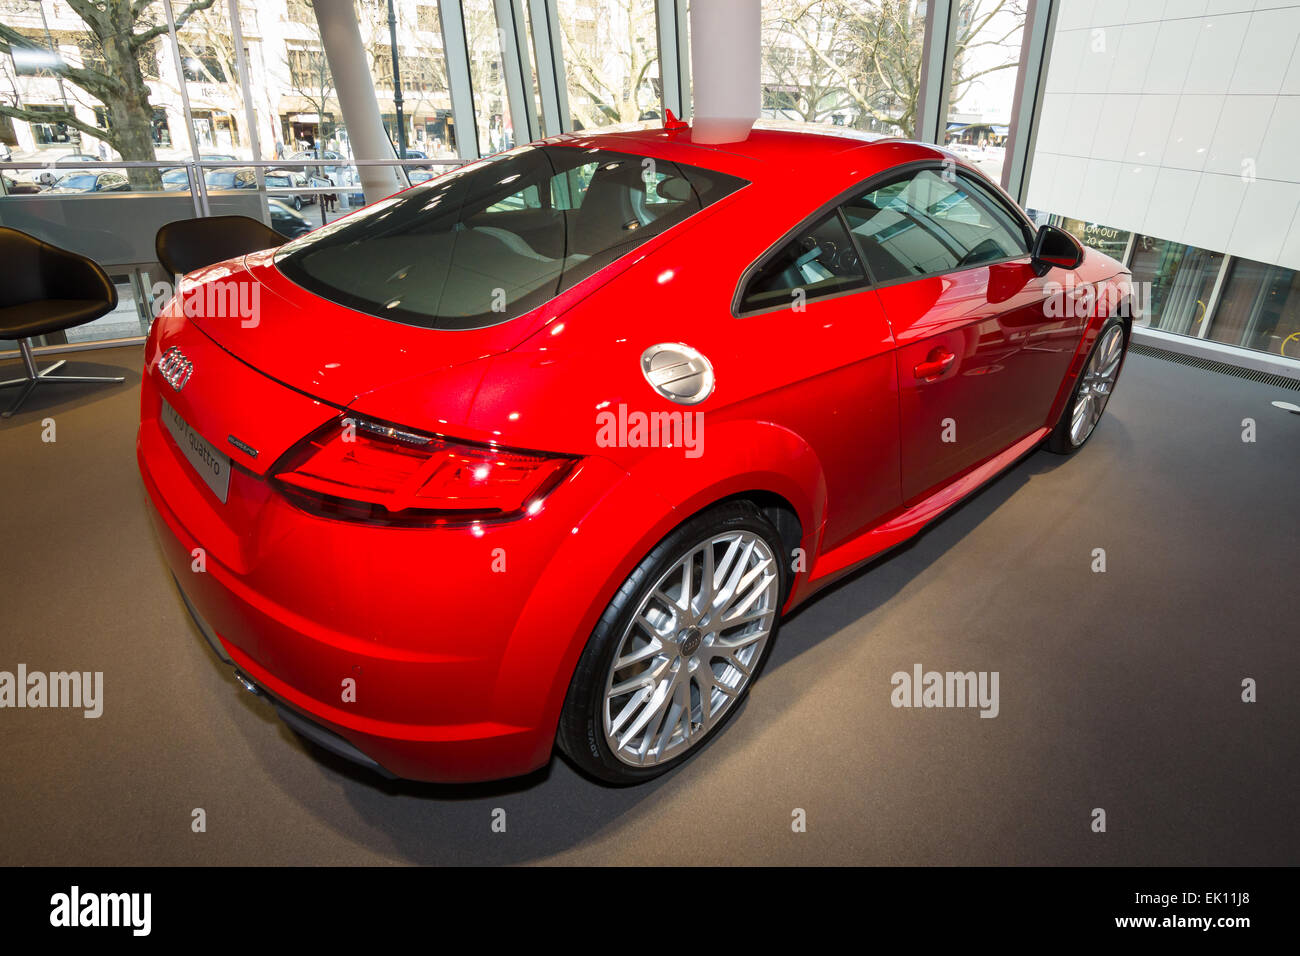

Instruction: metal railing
[0,156,465,210]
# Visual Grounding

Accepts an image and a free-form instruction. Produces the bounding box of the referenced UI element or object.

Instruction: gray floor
[1,345,1296,866]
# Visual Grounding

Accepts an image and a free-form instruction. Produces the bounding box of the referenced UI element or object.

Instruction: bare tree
[0,0,218,186]
[558,0,659,129]
[172,5,250,154]
[762,0,1026,136]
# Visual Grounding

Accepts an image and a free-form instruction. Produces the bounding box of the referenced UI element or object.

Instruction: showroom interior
[1,0,1297,866]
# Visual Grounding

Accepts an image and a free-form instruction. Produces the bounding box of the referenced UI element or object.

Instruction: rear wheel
[1047,318,1127,454]
[557,501,787,784]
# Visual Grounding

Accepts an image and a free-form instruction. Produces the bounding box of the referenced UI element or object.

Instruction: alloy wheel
[602,530,779,768]
[1070,324,1125,446]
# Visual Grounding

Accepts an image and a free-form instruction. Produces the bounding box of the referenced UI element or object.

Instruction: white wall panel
[1182,172,1248,250]
[1122,93,1177,164]
[1229,7,1300,93]
[1229,179,1300,262]
[1107,21,1158,92]
[1093,94,1137,160]
[1026,1,1300,270]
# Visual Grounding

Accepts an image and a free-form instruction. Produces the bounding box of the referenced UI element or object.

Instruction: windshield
[265,175,291,187]
[57,174,97,189]
[273,143,747,331]
[206,171,236,188]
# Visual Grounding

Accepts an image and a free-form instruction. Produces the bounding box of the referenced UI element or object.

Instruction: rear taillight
[271,416,576,526]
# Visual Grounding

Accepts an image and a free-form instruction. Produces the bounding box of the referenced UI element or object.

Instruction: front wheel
[1046,318,1127,454]
[557,501,787,785]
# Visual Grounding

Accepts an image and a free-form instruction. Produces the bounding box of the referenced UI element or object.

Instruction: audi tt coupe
[137,123,1132,785]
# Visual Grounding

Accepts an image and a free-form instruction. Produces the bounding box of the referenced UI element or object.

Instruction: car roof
[544,120,911,182]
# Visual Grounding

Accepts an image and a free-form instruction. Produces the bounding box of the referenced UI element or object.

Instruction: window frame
[732,160,1039,319]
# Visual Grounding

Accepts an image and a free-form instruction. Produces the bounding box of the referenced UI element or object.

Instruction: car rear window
[273,144,748,330]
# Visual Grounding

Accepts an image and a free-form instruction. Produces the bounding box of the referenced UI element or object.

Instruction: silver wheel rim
[1070,325,1124,446]
[603,530,779,768]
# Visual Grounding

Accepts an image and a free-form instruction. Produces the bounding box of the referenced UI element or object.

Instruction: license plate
[161,399,231,504]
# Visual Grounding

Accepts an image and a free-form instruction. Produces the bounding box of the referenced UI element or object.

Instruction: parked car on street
[289,148,349,181]
[48,170,130,193]
[203,167,258,191]
[37,153,102,185]
[161,167,193,191]
[2,174,44,195]
[398,147,430,169]
[263,168,317,209]
[267,197,315,238]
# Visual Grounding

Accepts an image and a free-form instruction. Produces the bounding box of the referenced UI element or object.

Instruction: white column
[914,0,961,143]
[689,0,758,144]
[310,0,405,202]
[438,0,481,159]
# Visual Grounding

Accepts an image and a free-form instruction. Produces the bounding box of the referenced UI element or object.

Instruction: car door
[734,208,901,551]
[841,164,1084,504]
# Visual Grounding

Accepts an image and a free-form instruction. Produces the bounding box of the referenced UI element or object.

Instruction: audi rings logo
[159,347,193,391]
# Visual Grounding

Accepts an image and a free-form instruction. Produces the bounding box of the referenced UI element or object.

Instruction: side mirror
[1031,224,1085,275]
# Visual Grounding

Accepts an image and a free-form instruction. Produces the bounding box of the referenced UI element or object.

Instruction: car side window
[486,183,543,213]
[738,210,866,314]
[955,172,1033,253]
[840,167,1029,283]
[551,161,597,210]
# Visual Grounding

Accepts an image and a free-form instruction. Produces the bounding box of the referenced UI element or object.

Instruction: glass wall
[945,0,1025,184]
[0,0,459,352]
[1128,236,1223,338]
[757,0,927,135]
[5,1,1292,366]
[1040,213,1300,361]
[1209,259,1300,360]
[461,0,517,154]
[1054,216,1130,262]
[556,0,660,130]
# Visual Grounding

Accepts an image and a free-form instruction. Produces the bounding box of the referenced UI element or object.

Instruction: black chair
[0,227,124,419]
[155,214,286,277]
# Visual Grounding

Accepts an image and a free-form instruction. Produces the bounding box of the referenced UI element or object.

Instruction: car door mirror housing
[1031,224,1085,275]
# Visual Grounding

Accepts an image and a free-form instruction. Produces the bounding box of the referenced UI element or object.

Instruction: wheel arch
[485,420,829,771]
[1045,275,1134,429]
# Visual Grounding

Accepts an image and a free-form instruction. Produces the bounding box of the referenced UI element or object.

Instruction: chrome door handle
[914,348,956,382]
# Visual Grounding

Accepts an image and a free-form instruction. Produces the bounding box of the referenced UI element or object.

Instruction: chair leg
[0,339,125,419]
[40,374,127,384]
[2,379,38,418]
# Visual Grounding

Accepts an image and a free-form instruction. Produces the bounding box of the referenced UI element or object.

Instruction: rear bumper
[174,573,396,779]
[137,368,632,783]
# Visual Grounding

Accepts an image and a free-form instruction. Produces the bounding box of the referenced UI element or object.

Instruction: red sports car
[138,124,1132,784]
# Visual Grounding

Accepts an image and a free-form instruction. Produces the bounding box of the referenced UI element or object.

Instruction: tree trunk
[103,33,162,190]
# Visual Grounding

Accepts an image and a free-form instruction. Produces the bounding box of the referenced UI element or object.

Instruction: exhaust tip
[233,670,263,697]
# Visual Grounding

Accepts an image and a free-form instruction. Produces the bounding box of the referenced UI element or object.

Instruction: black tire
[557,500,788,785]
[1046,316,1128,455]
[293,196,303,210]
